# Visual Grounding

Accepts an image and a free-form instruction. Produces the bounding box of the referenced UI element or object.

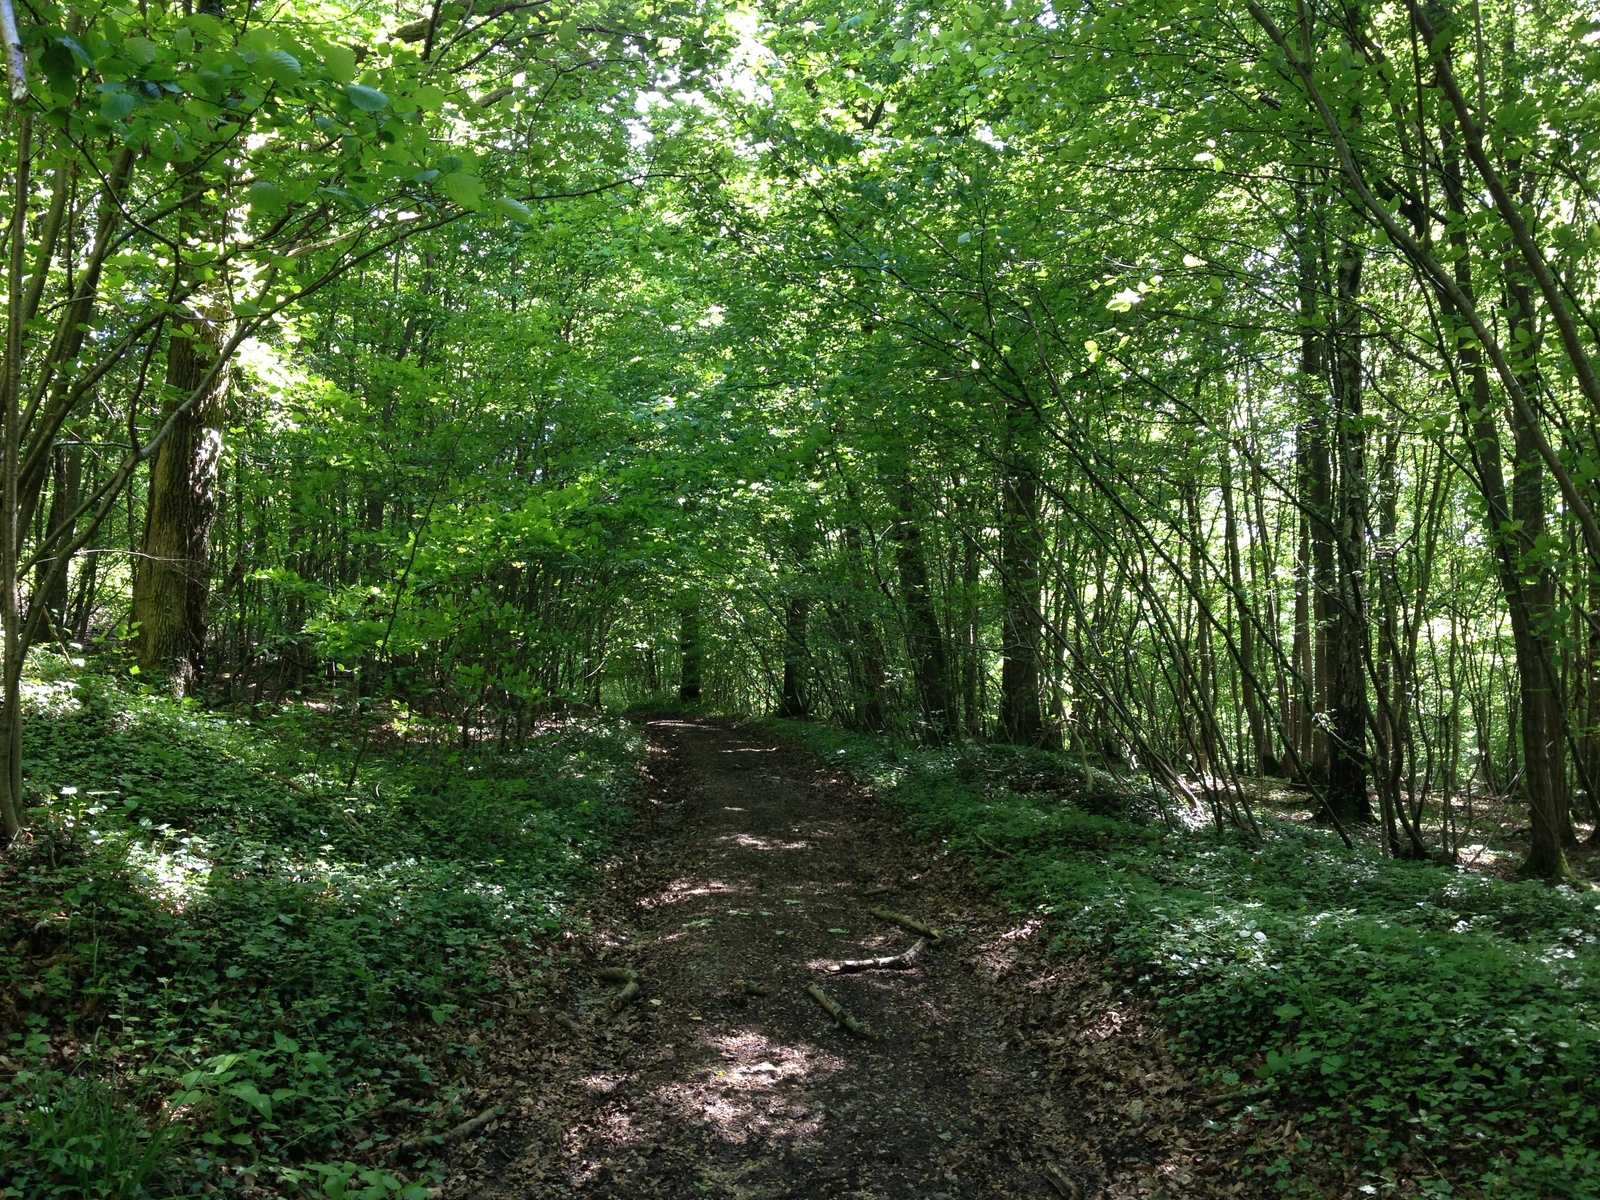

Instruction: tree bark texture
[33,439,79,632]
[1324,231,1372,824]
[999,434,1045,747]
[678,600,703,703]
[890,474,952,744]
[131,299,231,693]
[777,594,811,718]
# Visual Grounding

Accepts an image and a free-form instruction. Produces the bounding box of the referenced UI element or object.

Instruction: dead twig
[868,907,944,940]
[976,833,1015,859]
[393,1105,501,1155]
[1042,1163,1082,1199]
[827,937,929,973]
[805,983,874,1036]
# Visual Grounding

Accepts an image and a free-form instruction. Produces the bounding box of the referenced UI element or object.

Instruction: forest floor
[438,718,1252,1200]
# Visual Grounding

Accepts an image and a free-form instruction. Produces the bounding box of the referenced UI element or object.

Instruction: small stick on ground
[1042,1163,1082,1199]
[610,979,641,1011]
[805,983,874,1036]
[827,937,928,973]
[976,833,1014,860]
[868,907,944,940]
[394,1105,502,1154]
[595,966,640,984]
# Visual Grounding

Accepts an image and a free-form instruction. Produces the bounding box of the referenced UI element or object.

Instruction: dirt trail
[444,719,1225,1199]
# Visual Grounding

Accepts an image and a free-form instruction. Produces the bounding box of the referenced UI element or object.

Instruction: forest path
[447,719,1213,1199]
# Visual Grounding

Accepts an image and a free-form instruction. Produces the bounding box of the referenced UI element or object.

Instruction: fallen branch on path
[393,1105,502,1155]
[595,964,643,1010]
[610,980,641,1011]
[827,937,928,973]
[867,907,945,940]
[804,983,874,1036]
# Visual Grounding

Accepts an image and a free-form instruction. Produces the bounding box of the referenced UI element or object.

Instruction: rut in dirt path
[449,719,1216,1199]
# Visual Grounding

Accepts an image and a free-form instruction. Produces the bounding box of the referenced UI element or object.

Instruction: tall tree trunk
[131,296,231,695]
[0,113,31,839]
[960,523,983,737]
[842,525,886,731]
[1222,441,1268,773]
[890,471,952,744]
[1184,474,1218,775]
[678,599,703,704]
[776,594,810,718]
[33,440,80,633]
[1324,227,1372,824]
[1435,115,1571,879]
[1296,183,1334,783]
[1373,430,1421,854]
[1506,244,1572,851]
[1584,547,1600,843]
[999,400,1045,746]
[1292,475,1313,770]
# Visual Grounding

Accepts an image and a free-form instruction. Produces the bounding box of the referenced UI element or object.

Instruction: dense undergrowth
[768,720,1600,1199]
[1,661,643,1199]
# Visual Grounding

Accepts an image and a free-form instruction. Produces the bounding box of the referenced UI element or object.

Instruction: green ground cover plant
[769,720,1600,1199]
[1,663,643,1198]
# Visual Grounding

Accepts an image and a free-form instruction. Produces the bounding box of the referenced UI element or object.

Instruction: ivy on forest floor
[0,665,642,1198]
[767,720,1600,1200]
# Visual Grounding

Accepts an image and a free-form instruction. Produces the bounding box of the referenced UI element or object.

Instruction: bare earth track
[440,719,1255,1199]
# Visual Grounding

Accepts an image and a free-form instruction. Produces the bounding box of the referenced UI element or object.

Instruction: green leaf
[413,84,450,110]
[1273,1003,1302,1020]
[248,180,285,211]
[258,49,302,84]
[39,42,78,95]
[58,36,95,68]
[439,171,483,209]
[489,195,533,222]
[100,91,138,122]
[324,44,357,84]
[346,84,389,112]
[225,1081,272,1118]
